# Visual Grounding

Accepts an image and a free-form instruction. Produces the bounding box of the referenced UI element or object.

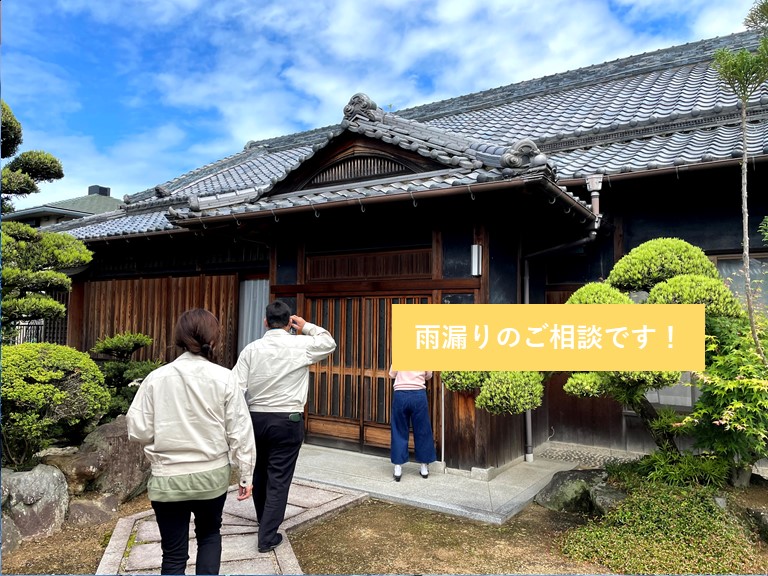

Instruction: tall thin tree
[712,0,768,364]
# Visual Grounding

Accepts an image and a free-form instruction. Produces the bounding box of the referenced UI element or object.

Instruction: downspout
[523,258,533,462]
[441,378,445,465]
[521,199,602,463]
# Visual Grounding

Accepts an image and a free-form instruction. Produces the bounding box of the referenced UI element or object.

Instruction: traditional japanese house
[47,30,768,473]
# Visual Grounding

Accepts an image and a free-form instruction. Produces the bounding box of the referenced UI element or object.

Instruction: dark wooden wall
[545,372,625,449]
[69,274,239,367]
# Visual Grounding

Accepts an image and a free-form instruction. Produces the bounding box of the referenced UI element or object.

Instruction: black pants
[151,492,227,575]
[250,411,304,549]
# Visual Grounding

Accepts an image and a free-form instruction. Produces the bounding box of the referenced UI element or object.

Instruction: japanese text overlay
[391,304,704,371]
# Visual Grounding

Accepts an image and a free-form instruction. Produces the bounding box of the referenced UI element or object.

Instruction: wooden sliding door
[304,295,434,451]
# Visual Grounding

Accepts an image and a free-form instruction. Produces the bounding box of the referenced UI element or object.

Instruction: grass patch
[560,483,762,574]
[99,529,114,548]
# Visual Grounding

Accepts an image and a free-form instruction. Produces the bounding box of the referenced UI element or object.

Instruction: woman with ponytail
[127,309,256,575]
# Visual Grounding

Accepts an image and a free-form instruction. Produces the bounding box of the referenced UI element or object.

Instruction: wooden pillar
[66,282,85,351]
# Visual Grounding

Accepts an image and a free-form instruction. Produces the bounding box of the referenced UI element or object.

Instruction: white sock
[394,464,402,476]
[420,463,429,475]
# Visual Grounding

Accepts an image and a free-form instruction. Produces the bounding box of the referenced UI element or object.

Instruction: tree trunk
[740,101,768,365]
[630,395,679,453]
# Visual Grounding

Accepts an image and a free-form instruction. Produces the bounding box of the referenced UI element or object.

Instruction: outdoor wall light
[471,244,483,277]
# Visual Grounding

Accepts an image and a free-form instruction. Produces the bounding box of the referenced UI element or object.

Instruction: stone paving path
[96,480,365,575]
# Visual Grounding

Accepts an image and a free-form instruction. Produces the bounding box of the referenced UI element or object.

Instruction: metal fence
[8,292,70,346]
[12,321,46,344]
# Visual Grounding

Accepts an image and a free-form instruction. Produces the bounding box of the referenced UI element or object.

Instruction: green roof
[49,194,122,214]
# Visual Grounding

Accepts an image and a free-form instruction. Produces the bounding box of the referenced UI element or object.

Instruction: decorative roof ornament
[501,138,547,168]
[343,93,384,122]
[154,185,171,198]
[244,141,268,153]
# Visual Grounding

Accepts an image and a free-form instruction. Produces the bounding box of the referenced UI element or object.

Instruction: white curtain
[238,279,269,353]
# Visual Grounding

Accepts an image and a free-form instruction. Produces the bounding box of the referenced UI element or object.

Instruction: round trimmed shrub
[1,343,111,467]
[90,331,153,362]
[563,371,604,397]
[442,370,489,392]
[474,371,544,415]
[565,370,682,405]
[647,274,745,318]
[566,282,633,304]
[606,238,720,292]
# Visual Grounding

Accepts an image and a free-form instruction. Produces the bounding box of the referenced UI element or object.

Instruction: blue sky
[1,0,757,210]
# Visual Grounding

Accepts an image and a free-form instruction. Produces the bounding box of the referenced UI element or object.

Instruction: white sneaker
[420,463,429,478]
[393,464,402,481]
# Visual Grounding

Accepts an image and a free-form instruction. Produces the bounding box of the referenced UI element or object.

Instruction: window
[645,371,698,409]
[712,255,768,313]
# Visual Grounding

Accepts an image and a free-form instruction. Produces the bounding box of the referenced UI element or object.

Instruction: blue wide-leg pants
[390,389,436,465]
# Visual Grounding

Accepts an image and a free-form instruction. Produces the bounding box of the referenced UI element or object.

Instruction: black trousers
[151,492,227,575]
[250,411,304,549]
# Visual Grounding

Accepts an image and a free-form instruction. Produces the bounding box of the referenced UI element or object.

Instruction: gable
[273,131,446,194]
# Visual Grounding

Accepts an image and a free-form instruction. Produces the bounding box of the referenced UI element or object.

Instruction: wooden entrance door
[304,295,433,452]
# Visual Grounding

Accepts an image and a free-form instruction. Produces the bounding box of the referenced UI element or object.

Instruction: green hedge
[475,371,544,415]
[566,282,633,304]
[606,238,720,292]
[647,274,745,318]
[1,343,110,467]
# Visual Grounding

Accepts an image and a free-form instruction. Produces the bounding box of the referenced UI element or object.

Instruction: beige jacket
[127,351,256,485]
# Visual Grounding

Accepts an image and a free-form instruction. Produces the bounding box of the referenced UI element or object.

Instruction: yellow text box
[391,304,704,371]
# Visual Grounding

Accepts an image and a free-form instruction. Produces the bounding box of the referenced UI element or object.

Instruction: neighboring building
[47,31,768,471]
[4,185,121,228]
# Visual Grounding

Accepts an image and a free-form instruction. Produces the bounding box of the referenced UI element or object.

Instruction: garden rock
[1,512,23,555]
[40,449,107,495]
[534,469,606,513]
[1,464,68,542]
[1,469,10,507]
[743,508,768,543]
[589,482,628,516]
[42,415,150,503]
[66,493,120,526]
[86,415,150,502]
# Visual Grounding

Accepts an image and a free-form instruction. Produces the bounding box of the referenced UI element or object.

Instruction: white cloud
[13,124,202,209]
[6,0,757,211]
[1,55,82,124]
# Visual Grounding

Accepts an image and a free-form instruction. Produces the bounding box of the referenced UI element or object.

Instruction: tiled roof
[50,31,768,241]
[47,208,175,239]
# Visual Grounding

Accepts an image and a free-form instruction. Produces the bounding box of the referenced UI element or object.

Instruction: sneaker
[393,464,402,481]
[420,463,429,478]
[258,533,283,553]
